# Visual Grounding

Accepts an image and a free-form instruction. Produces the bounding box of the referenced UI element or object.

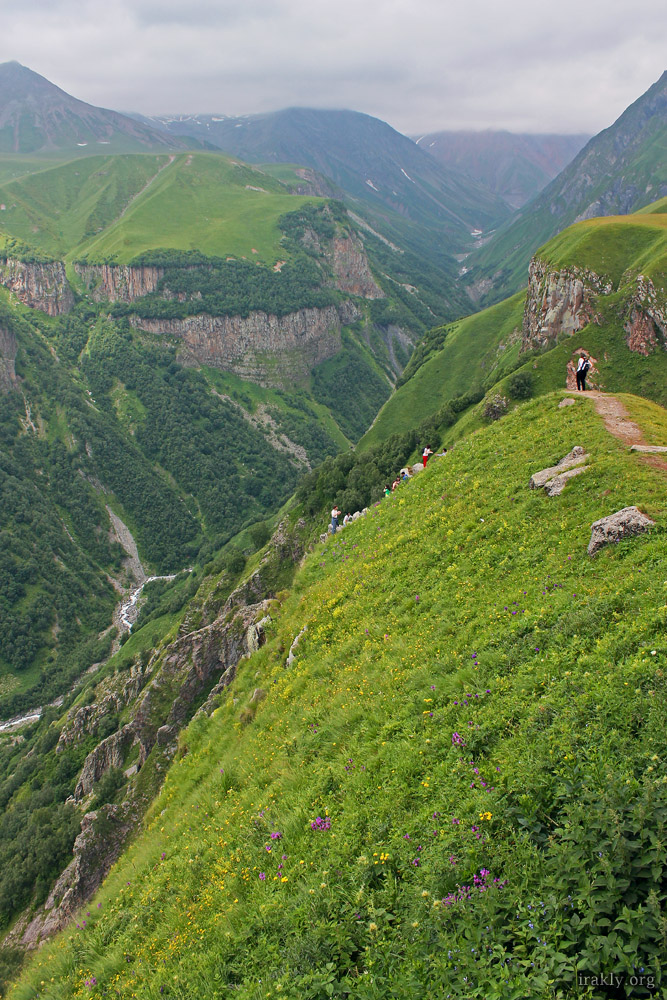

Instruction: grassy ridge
[539,213,667,286]
[0,153,321,264]
[11,392,667,999]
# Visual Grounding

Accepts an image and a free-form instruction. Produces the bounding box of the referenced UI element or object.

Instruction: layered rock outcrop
[132,305,344,386]
[74,262,164,302]
[0,322,17,392]
[522,257,612,351]
[0,258,74,315]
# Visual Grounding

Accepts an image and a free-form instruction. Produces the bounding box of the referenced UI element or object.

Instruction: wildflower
[259,873,266,881]
[369,922,378,932]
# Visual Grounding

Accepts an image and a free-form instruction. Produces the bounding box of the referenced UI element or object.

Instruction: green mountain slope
[465,70,667,305]
[9,389,667,999]
[359,291,525,449]
[0,153,321,264]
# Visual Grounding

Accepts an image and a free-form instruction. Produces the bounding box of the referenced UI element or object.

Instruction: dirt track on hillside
[569,390,667,473]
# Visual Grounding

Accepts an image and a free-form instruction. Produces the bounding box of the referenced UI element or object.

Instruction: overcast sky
[1,0,665,135]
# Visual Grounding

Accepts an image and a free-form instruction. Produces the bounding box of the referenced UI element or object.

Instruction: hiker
[391,477,401,491]
[343,512,352,527]
[576,355,590,391]
[330,505,341,533]
[422,446,433,468]
[384,485,391,497]
[400,467,410,480]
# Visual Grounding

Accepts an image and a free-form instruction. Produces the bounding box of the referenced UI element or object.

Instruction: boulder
[558,397,575,408]
[544,466,588,496]
[588,506,655,556]
[530,446,587,489]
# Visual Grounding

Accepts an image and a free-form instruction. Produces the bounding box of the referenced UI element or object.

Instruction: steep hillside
[0,63,190,155]
[7,388,667,999]
[465,70,667,306]
[364,201,667,451]
[415,130,589,209]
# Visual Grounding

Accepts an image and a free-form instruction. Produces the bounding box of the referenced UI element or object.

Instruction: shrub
[249,521,271,550]
[483,394,509,421]
[508,371,533,400]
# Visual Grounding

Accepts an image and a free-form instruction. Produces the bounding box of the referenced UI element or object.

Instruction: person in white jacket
[576,355,590,391]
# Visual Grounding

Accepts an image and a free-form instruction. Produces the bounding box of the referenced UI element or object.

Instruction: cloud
[0,0,664,134]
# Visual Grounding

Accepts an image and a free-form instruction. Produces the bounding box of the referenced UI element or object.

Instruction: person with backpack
[576,354,590,391]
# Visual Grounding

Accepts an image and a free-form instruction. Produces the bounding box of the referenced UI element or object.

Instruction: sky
[1,0,665,136]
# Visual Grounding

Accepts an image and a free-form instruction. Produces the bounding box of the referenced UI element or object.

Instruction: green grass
[359,292,525,450]
[10,391,667,999]
[0,155,170,260]
[0,153,323,265]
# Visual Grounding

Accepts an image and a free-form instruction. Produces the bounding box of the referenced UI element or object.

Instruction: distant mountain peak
[0,62,191,154]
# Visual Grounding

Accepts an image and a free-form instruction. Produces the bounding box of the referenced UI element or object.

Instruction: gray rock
[286,625,308,668]
[544,465,588,496]
[530,446,587,489]
[558,397,575,408]
[588,506,655,556]
[411,463,423,474]
[630,444,667,453]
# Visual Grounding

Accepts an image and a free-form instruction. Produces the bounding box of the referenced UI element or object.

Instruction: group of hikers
[329,445,445,534]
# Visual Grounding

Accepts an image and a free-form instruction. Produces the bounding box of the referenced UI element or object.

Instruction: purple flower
[259,872,266,881]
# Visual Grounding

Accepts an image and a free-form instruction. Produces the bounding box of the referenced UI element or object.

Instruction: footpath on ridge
[569,391,667,473]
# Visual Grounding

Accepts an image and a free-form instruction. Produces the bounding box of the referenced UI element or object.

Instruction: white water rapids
[118,574,179,632]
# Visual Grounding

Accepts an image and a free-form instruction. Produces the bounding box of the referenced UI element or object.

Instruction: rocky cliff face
[623,274,667,354]
[330,234,385,299]
[522,255,667,357]
[10,595,273,948]
[74,262,165,302]
[0,258,74,315]
[132,305,345,386]
[522,256,612,351]
[0,322,17,391]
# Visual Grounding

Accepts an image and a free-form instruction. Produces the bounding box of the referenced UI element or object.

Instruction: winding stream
[118,574,180,631]
[0,572,191,734]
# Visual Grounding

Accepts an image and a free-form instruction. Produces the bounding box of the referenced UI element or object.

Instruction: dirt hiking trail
[567,391,667,474]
